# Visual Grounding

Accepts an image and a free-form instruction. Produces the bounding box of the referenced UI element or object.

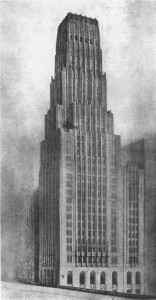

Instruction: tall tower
[39,13,144,293]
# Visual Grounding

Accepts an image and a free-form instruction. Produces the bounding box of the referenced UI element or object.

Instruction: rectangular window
[111,247,117,253]
[66,221,72,227]
[66,206,72,212]
[67,245,72,251]
[66,214,72,219]
[67,237,72,243]
[67,255,72,263]
[66,230,72,235]
[87,119,90,132]
[66,189,72,196]
[111,256,118,264]
[67,197,72,203]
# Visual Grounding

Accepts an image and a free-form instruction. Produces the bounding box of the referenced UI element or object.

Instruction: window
[80,36,83,42]
[66,189,72,196]
[90,271,95,285]
[75,35,78,41]
[111,256,118,264]
[111,247,117,253]
[66,180,72,187]
[67,197,72,204]
[66,206,72,212]
[100,272,105,285]
[66,221,72,227]
[87,119,90,132]
[67,255,72,262]
[135,272,141,284]
[80,271,85,285]
[85,37,88,43]
[66,214,72,219]
[112,271,117,285]
[40,270,42,284]
[127,272,132,284]
[66,237,72,243]
[67,271,72,284]
[66,230,72,235]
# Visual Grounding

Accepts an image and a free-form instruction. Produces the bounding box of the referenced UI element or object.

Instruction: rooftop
[60,12,98,26]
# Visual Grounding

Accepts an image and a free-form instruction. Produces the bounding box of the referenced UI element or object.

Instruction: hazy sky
[1,0,156,280]
[1,0,156,187]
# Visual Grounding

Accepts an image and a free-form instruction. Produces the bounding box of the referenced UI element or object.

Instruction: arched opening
[100,272,105,285]
[90,271,96,285]
[127,272,132,284]
[67,271,72,285]
[136,272,141,284]
[112,271,118,285]
[80,271,85,285]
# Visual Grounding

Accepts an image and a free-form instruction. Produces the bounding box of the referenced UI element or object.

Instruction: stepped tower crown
[55,13,102,76]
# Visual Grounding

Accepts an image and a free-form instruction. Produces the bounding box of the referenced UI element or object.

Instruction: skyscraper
[39,13,145,294]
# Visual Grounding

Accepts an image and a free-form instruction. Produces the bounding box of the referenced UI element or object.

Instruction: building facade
[39,13,145,294]
[15,188,39,283]
[15,139,37,283]
[120,162,145,294]
[122,136,156,296]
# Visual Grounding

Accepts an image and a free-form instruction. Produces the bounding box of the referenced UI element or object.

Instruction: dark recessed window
[80,36,83,42]
[75,35,78,41]
[127,272,132,284]
[135,272,141,284]
[80,271,85,285]
[100,272,105,285]
[112,271,118,285]
[90,271,95,285]
[90,39,92,44]
[67,271,72,284]
[85,38,87,43]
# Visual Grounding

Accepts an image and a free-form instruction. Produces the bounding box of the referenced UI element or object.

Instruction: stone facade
[15,188,39,284]
[122,135,156,296]
[39,13,145,294]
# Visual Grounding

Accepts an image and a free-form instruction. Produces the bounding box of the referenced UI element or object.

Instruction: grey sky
[1,0,156,187]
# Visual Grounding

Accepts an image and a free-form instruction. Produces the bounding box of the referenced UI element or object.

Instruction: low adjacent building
[15,188,39,284]
[122,135,156,296]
